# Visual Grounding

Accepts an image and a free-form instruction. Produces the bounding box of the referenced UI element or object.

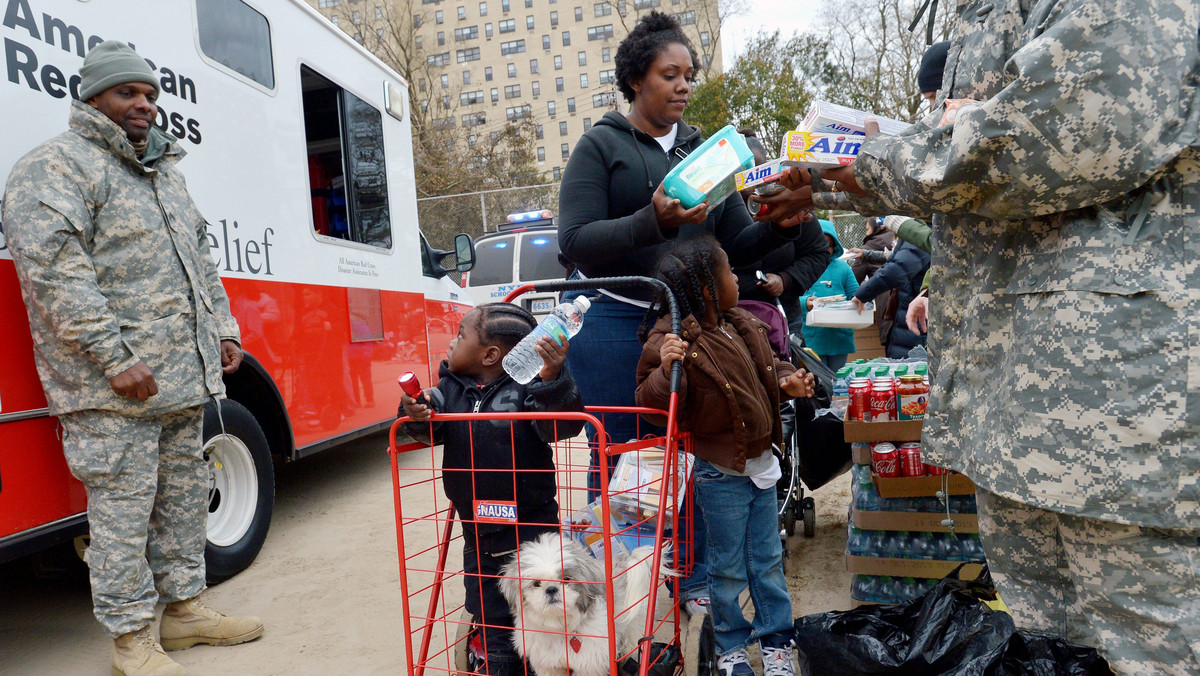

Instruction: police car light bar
[506,209,553,223]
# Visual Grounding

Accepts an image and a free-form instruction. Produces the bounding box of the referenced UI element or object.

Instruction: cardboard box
[806,301,875,329]
[846,554,983,579]
[852,508,979,534]
[801,100,911,137]
[780,130,860,169]
[843,420,923,443]
[873,473,976,498]
[851,443,872,465]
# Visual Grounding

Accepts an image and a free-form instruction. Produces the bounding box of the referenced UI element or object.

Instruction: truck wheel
[202,400,274,583]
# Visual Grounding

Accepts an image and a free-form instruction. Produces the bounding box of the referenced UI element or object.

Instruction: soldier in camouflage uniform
[759,2,1200,674]
[3,41,263,676]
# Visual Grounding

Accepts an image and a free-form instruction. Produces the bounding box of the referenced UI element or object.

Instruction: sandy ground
[0,430,852,675]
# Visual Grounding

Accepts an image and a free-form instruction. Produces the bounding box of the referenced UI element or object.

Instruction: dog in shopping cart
[499,533,672,676]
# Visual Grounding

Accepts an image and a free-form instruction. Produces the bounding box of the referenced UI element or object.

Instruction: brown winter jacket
[635,307,796,472]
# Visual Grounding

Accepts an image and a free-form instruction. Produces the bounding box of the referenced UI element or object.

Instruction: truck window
[518,232,566,281]
[470,236,516,285]
[301,65,393,250]
[196,0,275,89]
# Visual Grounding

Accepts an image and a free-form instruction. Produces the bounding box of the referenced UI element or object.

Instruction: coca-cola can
[869,383,897,422]
[926,464,949,476]
[899,442,925,477]
[871,442,899,478]
[848,378,871,422]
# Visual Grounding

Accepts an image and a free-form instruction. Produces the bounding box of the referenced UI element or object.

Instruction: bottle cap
[397,372,423,399]
[573,295,591,312]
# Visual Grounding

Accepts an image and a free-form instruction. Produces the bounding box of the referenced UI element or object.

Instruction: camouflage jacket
[4,100,239,417]
[817,0,1200,528]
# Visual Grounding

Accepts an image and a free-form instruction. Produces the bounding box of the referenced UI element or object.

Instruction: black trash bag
[793,565,1111,676]
[789,398,852,491]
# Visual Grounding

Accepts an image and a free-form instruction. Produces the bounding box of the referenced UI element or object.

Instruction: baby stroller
[737,301,852,545]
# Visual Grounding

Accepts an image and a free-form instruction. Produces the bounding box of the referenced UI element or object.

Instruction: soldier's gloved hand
[221,340,243,374]
[110,361,158,401]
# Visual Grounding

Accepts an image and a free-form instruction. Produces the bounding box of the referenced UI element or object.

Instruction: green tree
[684,31,833,150]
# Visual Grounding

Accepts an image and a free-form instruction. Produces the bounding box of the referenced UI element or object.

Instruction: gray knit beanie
[79,40,159,102]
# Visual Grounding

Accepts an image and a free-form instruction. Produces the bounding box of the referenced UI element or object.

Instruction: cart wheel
[802,497,816,538]
[683,612,717,676]
[783,501,796,538]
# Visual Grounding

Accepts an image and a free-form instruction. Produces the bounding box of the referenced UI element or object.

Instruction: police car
[463,210,568,319]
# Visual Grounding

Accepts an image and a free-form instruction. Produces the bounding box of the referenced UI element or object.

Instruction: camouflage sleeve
[854,0,1198,220]
[192,206,240,343]
[5,184,139,378]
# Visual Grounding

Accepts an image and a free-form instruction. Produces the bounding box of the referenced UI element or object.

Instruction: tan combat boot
[159,597,264,651]
[112,625,186,676]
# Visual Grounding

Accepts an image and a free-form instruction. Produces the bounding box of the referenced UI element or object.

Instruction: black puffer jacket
[558,111,800,301]
[853,240,931,358]
[733,214,830,322]
[403,361,585,553]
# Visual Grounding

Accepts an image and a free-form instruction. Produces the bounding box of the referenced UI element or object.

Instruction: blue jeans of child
[693,458,793,656]
[561,290,708,602]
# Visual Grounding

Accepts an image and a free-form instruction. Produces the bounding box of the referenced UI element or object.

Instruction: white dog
[499,533,670,676]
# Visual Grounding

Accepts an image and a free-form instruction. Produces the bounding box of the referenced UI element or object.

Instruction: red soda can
[848,378,871,422]
[871,442,900,478]
[926,464,948,476]
[398,372,424,399]
[899,442,925,477]
[869,382,897,422]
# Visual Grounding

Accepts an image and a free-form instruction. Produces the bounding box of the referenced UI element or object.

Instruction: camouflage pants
[976,487,1200,676]
[60,406,208,638]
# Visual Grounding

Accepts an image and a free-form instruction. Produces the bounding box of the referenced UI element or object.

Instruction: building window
[414,13,422,27]
[567,97,576,112]
[548,100,557,115]
[561,142,570,159]
[479,1,488,15]
[702,54,711,68]
[419,78,426,91]
[537,146,546,161]
[457,47,481,62]
[583,117,591,130]
[499,18,515,32]
[579,73,588,88]
[500,39,526,54]
[559,120,568,135]
[504,84,522,98]
[331,15,339,26]
[601,46,610,62]
[536,124,544,138]
[463,111,486,127]
[454,25,479,40]
[553,55,563,69]
[574,6,583,20]
[352,10,361,23]
[555,77,564,92]
[436,10,444,23]
[485,22,493,36]
[553,166,562,180]
[526,0,533,6]
[485,66,493,80]
[594,2,611,16]
[587,24,612,40]
[506,104,531,120]
[463,70,471,84]
[563,30,573,46]
[550,10,558,25]
[529,58,540,73]
[468,134,477,147]
[700,31,710,46]
[532,80,541,95]
[415,34,423,49]
[441,73,450,87]
[507,63,517,76]
[438,31,445,45]
[461,89,485,105]
[599,68,615,84]
[526,15,535,29]
[633,0,659,7]
[542,34,551,50]
[502,0,510,10]
[458,5,467,19]
[577,51,586,66]
[428,51,451,66]
[376,5,384,19]
[592,91,616,107]
[318,0,339,7]
[491,87,499,101]
[671,10,695,25]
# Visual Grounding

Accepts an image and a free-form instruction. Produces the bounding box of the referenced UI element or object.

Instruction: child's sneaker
[716,647,753,676]
[684,596,710,616]
[760,633,797,676]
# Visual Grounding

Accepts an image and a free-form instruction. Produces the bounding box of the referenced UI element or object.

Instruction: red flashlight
[398,372,423,399]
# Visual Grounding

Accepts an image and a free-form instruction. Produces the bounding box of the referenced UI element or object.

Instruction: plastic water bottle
[934,532,962,561]
[502,296,591,384]
[884,530,908,559]
[897,577,920,602]
[910,532,936,560]
[847,527,868,556]
[960,534,986,562]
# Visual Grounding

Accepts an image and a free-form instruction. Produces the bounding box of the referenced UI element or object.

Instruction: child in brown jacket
[635,235,813,676]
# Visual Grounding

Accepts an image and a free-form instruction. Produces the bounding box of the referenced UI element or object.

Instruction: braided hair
[638,236,723,343]
[614,11,699,104]
[475,303,538,352]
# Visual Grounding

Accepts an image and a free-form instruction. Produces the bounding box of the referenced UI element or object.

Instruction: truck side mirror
[454,233,476,273]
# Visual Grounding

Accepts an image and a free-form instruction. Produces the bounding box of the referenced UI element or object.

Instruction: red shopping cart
[388,277,707,676]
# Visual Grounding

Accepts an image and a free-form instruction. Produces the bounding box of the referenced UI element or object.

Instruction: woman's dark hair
[614,11,699,103]
[475,303,538,352]
[638,235,723,342]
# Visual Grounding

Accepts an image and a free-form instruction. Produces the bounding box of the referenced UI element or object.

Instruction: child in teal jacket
[798,220,859,371]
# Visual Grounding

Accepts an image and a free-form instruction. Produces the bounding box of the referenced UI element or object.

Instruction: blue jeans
[821,354,848,371]
[692,459,793,655]
[561,290,707,600]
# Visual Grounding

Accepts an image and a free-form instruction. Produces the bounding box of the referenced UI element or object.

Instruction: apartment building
[308,0,724,181]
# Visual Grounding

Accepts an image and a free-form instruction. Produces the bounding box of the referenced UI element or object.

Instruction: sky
[721,0,823,66]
